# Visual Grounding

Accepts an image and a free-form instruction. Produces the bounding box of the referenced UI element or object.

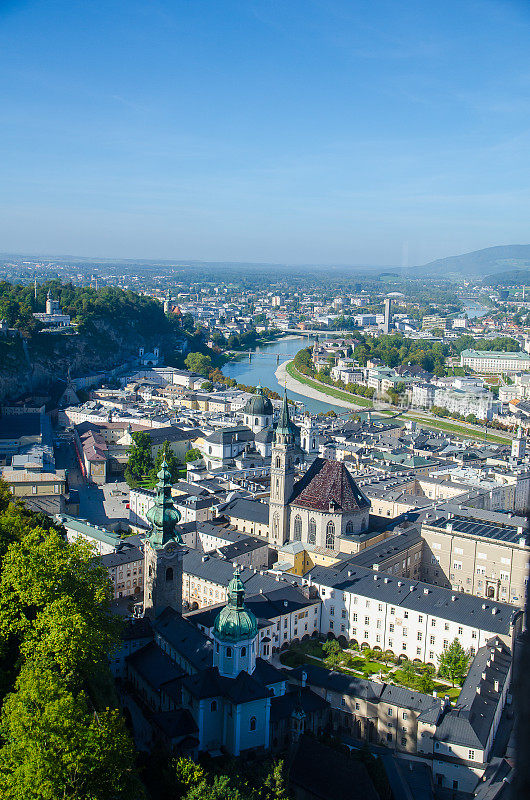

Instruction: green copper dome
[146,460,182,546]
[243,383,273,417]
[213,567,258,642]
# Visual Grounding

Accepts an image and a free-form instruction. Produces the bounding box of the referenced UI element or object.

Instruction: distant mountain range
[412,244,530,279]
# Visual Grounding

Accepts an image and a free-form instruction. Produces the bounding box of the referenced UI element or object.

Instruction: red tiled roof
[290,458,370,512]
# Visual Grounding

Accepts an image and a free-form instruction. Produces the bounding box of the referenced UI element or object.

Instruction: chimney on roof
[476,686,481,695]
[494,680,500,692]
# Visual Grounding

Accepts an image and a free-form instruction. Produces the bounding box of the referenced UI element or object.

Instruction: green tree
[323,638,342,668]
[437,638,470,687]
[201,380,214,392]
[185,352,212,376]
[125,431,154,487]
[418,671,435,694]
[0,664,142,800]
[0,483,142,798]
[150,441,180,483]
[263,760,289,800]
[185,448,202,463]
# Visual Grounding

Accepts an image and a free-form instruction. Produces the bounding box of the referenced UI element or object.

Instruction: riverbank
[280,359,512,443]
[275,360,369,410]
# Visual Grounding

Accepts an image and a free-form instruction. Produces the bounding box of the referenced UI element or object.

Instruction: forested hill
[0,281,190,401]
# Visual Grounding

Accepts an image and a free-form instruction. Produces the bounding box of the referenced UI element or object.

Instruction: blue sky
[1,0,529,265]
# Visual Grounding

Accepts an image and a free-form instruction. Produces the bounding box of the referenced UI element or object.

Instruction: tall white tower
[268,391,296,546]
[512,426,527,460]
[300,414,319,455]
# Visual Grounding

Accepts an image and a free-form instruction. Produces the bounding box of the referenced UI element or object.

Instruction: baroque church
[122,460,327,757]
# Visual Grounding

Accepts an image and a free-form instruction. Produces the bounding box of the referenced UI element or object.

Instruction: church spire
[276,390,295,441]
[146,460,182,546]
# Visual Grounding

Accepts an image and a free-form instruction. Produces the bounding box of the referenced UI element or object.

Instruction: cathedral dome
[213,568,258,642]
[243,384,273,417]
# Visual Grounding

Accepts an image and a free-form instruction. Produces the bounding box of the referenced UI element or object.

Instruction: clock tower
[268,391,296,546]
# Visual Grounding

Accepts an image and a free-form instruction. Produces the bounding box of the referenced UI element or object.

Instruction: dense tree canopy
[0,482,142,799]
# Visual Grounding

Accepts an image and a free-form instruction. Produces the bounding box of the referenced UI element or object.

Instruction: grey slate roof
[126,641,185,689]
[182,666,272,704]
[290,663,383,702]
[349,528,421,568]
[153,607,213,671]
[269,687,329,722]
[305,563,520,636]
[380,682,442,715]
[217,497,270,524]
[100,544,143,568]
[435,638,512,750]
[146,426,203,445]
[182,549,282,595]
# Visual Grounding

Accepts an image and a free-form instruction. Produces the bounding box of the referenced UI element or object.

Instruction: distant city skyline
[1,0,530,265]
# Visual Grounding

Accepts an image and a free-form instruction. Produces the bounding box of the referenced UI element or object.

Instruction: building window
[226,647,232,658]
[211,700,217,712]
[241,646,246,656]
[325,521,335,549]
[165,567,173,582]
[345,520,354,534]
[293,515,302,541]
[468,750,475,761]
[250,716,257,731]
[308,518,316,544]
[273,513,280,539]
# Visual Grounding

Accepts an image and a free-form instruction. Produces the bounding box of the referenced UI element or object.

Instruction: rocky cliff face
[0,321,186,402]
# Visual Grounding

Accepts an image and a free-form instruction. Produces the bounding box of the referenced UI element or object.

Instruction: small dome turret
[213,567,258,642]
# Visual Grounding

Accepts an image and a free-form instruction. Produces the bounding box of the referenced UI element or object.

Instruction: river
[222,335,342,413]
[223,301,489,414]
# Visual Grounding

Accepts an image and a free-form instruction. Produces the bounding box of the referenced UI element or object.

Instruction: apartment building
[460,349,530,374]
[421,510,530,606]
[100,544,144,599]
[299,563,520,663]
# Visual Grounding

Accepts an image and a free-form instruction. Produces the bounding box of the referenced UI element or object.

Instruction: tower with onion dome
[143,460,183,617]
[212,566,258,677]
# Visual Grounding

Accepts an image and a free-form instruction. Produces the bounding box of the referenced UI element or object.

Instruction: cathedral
[123,460,327,757]
[268,392,371,551]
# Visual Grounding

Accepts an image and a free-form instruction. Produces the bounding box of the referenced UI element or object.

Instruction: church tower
[143,460,183,617]
[300,414,319,456]
[268,391,296,545]
[213,567,258,677]
[512,426,527,460]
